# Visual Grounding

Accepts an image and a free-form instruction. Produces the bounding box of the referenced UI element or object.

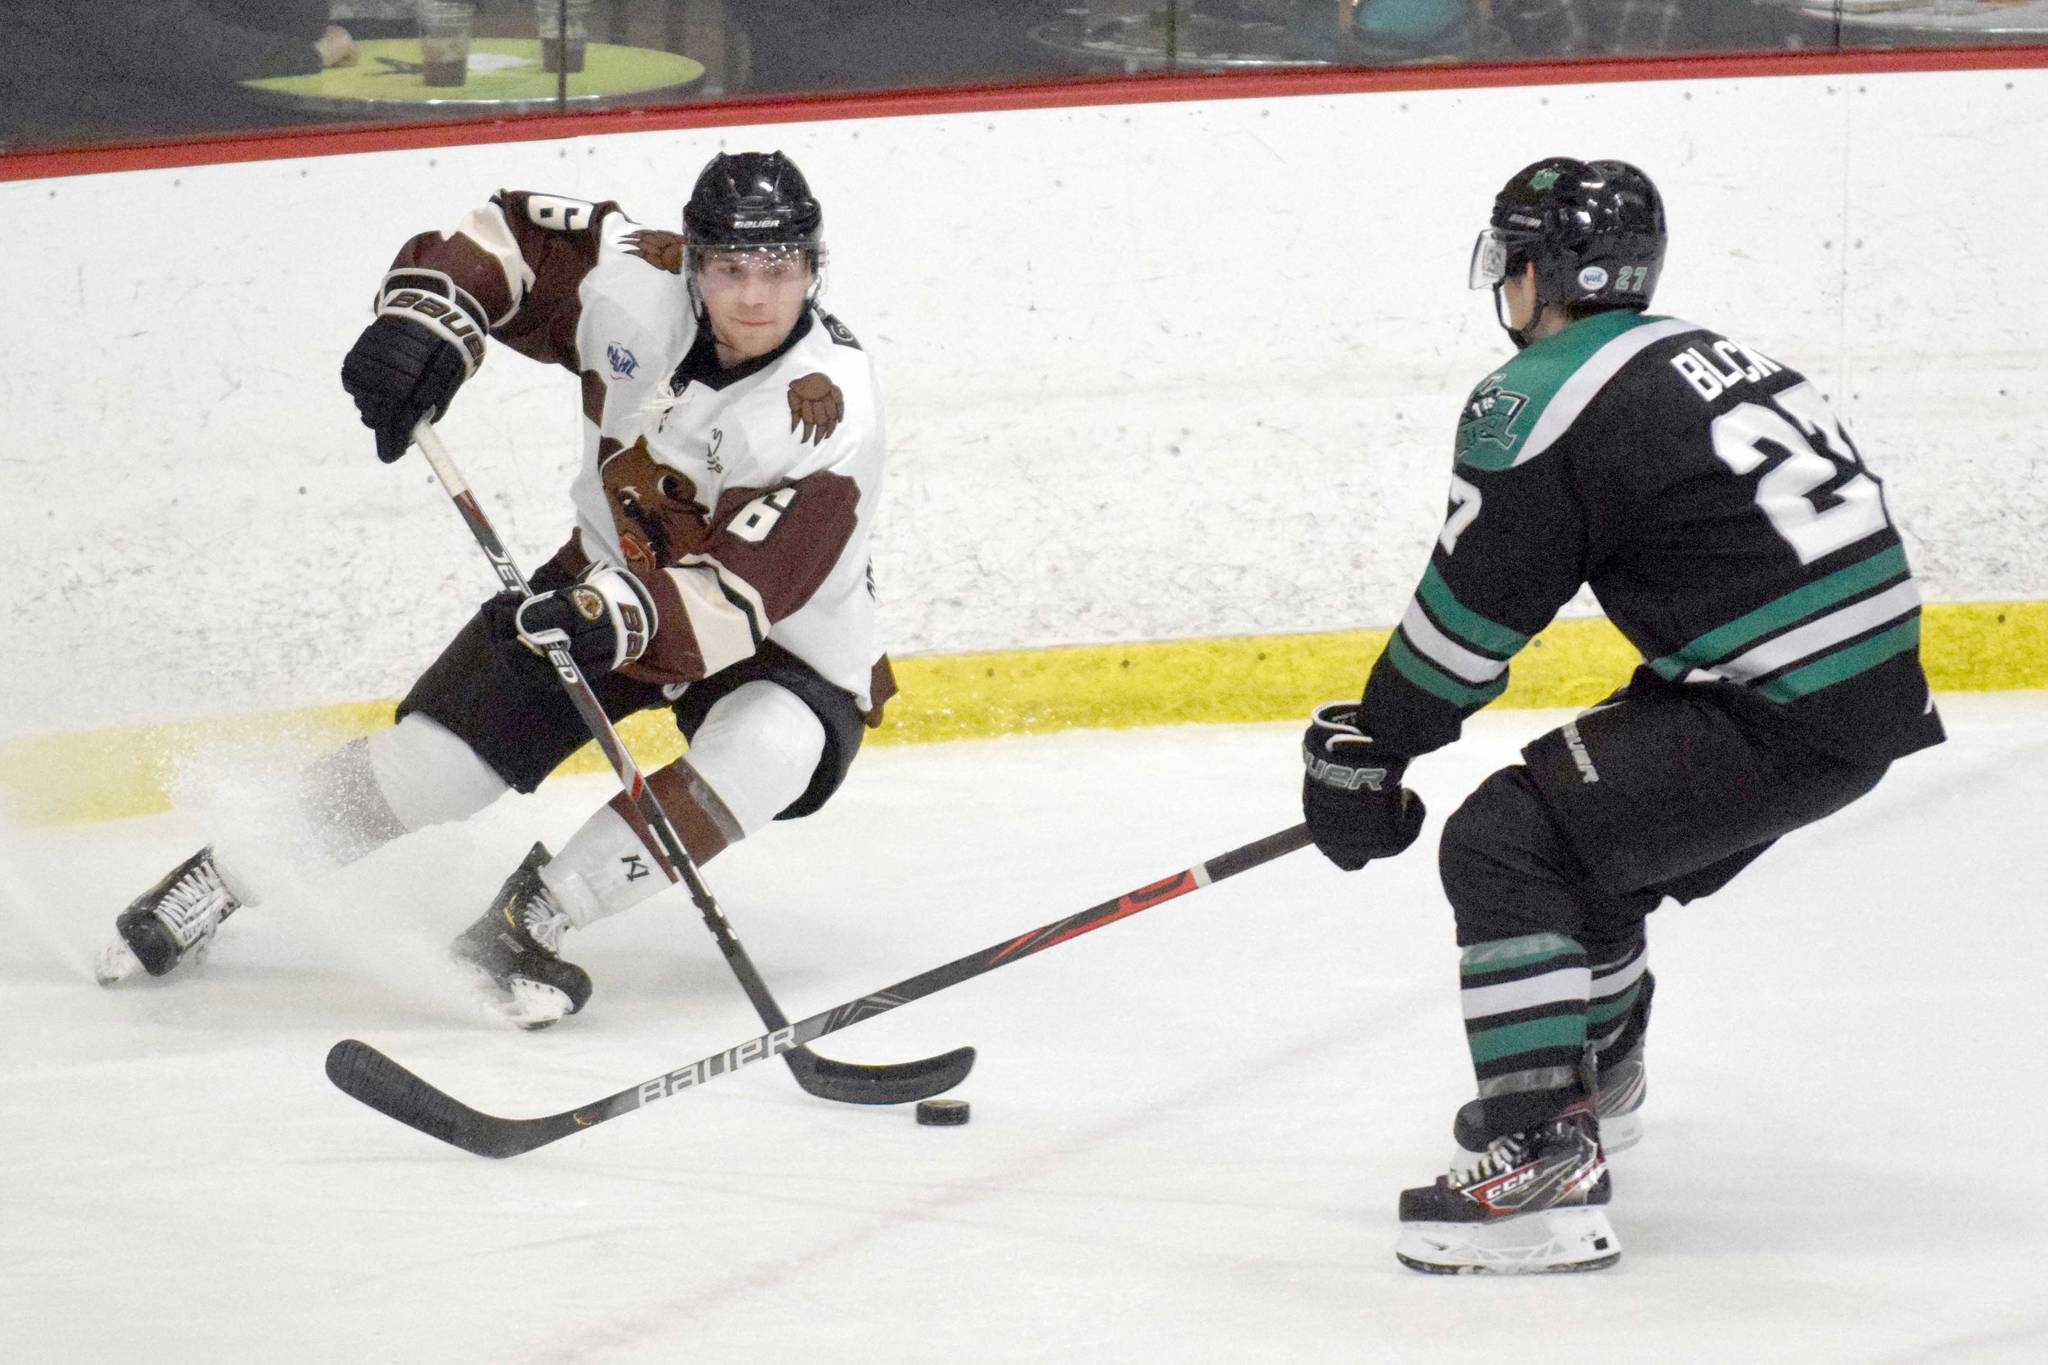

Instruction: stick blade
[785,1044,976,1106]
[325,1039,579,1159]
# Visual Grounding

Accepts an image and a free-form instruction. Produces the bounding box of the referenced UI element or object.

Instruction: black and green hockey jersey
[1359,310,1945,766]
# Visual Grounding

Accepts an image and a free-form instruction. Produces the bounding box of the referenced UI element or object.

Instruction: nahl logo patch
[607,343,639,380]
[1457,378,1531,460]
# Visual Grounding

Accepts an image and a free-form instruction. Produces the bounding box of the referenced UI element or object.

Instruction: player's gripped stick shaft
[327,823,1313,1158]
[409,418,974,1107]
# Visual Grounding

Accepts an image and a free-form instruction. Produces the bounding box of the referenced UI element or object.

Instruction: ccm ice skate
[1595,1042,1646,1154]
[1594,970,1654,1153]
[451,842,592,1030]
[96,846,244,985]
[1395,1089,1620,1275]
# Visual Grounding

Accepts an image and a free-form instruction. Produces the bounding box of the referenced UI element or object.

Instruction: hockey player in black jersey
[1299,157,1944,1274]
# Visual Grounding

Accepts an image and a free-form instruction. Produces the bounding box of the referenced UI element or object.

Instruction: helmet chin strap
[1492,280,1549,351]
[1499,282,1531,351]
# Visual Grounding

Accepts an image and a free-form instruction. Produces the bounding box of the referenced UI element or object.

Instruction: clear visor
[689,242,819,272]
[1469,228,1509,290]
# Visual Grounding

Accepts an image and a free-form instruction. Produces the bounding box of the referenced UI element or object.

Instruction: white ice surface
[3,697,2045,1363]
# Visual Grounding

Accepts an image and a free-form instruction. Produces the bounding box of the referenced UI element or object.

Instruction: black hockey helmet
[1470,157,1666,319]
[683,150,825,268]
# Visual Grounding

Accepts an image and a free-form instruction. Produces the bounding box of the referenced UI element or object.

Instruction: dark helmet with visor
[683,150,826,274]
[1469,157,1666,346]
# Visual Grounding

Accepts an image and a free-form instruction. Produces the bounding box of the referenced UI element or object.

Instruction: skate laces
[154,855,236,949]
[517,887,572,957]
[1460,1132,1535,1185]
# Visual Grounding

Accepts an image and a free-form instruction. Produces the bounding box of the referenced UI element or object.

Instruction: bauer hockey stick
[328,822,1312,1157]
[408,419,973,1105]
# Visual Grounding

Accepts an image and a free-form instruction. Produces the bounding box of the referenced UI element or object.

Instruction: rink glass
[8,4,2044,157]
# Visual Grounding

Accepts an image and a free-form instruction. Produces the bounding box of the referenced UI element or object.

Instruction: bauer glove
[1301,701,1426,872]
[488,565,658,680]
[340,271,488,463]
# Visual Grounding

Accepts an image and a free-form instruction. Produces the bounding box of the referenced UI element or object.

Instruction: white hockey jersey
[389,189,886,709]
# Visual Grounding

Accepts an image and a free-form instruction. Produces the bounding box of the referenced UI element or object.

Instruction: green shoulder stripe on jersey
[1456,313,1697,472]
[1389,632,1511,709]
[1759,615,1922,702]
[1649,544,1910,680]
[1419,564,1529,656]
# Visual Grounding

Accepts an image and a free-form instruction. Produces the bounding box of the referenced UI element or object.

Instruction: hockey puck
[915,1098,970,1127]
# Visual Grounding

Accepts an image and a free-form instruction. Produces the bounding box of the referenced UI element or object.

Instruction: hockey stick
[408,419,972,1105]
[328,822,1312,1157]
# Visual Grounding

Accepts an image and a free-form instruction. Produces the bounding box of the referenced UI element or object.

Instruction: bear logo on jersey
[600,436,710,573]
[1457,379,1530,462]
[787,373,843,446]
[624,229,685,274]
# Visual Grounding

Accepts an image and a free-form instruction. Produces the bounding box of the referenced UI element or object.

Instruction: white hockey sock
[364,714,511,833]
[532,681,827,931]
[205,718,508,904]
[540,804,671,930]
[210,735,413,902]
[682,681,826,836]
[289,737,409,865]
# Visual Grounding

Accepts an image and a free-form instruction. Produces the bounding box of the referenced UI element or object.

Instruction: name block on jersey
[1669,340,1784,402]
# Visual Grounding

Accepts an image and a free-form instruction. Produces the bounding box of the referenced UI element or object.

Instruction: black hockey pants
[1439,670,1891,952]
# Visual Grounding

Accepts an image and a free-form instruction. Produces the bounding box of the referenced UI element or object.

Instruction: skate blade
[94,938,145,986]
[1395,1206,1621,1275]
[465,967,573,1031]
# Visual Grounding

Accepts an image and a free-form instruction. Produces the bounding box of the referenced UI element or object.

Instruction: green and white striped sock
[1588,940,1650,1060]
[1461,932,1591,1113]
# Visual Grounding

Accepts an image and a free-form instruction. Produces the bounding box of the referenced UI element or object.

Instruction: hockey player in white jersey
[99,151,895,1029]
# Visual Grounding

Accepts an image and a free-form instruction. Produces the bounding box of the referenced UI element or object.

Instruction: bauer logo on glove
[1300,701,1426,872]
[1304,748,1393,793]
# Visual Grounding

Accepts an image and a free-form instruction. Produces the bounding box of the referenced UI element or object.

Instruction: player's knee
[1439,767,1582,944]
[683,681,829,837]
[361,714,509,835]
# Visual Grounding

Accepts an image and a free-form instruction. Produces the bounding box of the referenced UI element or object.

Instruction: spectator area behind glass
[4,2,2044,156]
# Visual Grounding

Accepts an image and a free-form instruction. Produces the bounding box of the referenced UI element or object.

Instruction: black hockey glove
[340,272,489,464]
[1301,701,1426,872]
[486,566,659,681]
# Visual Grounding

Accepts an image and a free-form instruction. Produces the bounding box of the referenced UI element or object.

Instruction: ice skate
[1596,1043,1646,1154]
[96,846,243,985]
[1595,971,1653,1153]
[450,842,592,1030]
[1394,1090,1620,1275]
